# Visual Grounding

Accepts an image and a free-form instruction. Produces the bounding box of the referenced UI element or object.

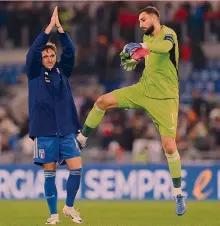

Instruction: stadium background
[0,0,220,208]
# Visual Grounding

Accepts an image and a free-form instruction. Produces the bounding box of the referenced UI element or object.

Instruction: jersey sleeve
[58,32,75,78]
[164,33,175,45]
[25,32,50,79]
[146,40,173,53]
[143,29,175,54]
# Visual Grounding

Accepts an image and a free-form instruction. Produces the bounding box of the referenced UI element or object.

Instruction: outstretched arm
[26,7,56,79]
[56,7,75,78]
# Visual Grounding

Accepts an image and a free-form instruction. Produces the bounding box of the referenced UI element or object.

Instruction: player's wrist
[57,25,64,33]
[140,43,147,49]
[45,24,54,34]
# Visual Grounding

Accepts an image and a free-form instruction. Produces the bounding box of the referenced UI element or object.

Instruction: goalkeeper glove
[123,42,150,61]
[123,42,143,56]
[120,51,138,71]
[120,43,150,71]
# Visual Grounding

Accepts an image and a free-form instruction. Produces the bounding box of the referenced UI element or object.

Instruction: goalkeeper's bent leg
[82,104,106,136]
[77,104,105,146]
[77,93,118,146]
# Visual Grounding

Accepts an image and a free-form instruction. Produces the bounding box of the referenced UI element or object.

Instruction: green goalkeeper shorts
[111,82,179,138]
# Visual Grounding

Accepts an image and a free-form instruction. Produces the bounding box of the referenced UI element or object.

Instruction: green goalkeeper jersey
[139,25,179,99]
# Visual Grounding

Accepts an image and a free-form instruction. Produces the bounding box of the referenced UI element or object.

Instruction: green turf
[0,200,219,226]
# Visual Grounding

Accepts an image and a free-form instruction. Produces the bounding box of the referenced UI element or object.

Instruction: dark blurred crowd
[1,1,220,44]
[1,2,220,76]
[0,1,220,163]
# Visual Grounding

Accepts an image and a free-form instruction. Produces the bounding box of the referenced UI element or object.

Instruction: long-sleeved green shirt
[139,25,179,99]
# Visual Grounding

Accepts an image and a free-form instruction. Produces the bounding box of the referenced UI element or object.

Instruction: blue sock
[44,170,57,215]
[66,168,82,207]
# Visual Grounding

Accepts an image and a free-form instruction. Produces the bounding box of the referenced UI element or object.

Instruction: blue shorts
[33,133,81,166]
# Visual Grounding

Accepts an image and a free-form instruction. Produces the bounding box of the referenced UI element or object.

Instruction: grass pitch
[0,200,219,226]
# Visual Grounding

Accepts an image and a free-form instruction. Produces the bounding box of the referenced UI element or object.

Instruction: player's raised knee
[95,95,109,110]
[96,95,111,110]
[95,94,117,110]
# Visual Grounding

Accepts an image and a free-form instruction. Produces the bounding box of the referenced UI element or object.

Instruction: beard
[144,24,155,36]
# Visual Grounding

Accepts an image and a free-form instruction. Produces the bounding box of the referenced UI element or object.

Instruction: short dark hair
[138,6,160,19]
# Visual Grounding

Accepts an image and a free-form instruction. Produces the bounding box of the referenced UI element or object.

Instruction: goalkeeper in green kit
[77,6,186,216]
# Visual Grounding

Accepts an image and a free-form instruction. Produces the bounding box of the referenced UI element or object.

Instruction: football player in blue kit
[25,7,83,224]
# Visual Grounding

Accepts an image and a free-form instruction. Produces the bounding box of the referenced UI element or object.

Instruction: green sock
[82,105,106,137]
[165,151,181,188]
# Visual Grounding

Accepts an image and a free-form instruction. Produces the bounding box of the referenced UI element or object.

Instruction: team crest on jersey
[44,71,50,83]
[39,149,45,159]
[56,68,60,74]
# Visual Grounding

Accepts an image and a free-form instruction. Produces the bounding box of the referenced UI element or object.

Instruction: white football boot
[63,205,83,224]
[45,214,60,225]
